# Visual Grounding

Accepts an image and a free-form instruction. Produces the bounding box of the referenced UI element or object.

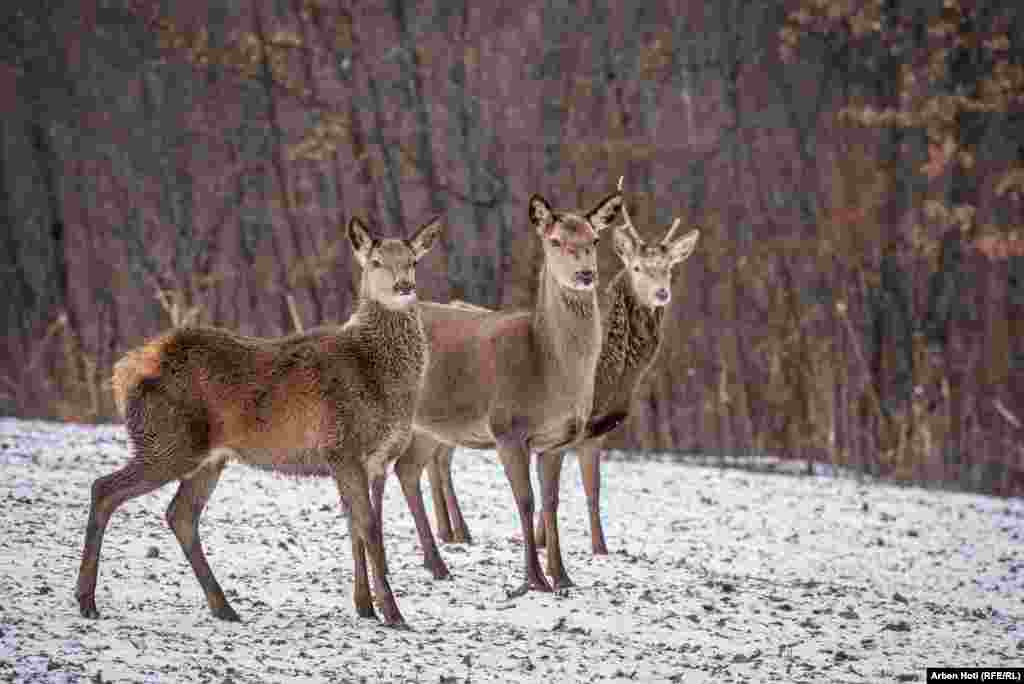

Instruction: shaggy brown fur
[75,216,442,628]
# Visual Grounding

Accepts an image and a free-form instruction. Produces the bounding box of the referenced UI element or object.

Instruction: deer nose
[655,288,670,303]
[575,270,595,287]
[394,281,415,296]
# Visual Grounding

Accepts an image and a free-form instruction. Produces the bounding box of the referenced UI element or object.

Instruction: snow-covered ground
[1,417,1021,683]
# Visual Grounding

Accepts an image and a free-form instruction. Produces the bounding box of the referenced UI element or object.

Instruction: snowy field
[1,417,1021,683]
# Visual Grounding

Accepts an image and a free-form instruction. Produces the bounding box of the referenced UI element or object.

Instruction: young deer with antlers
[75,216,442,628]
[386,191,623,593]
[533,198,699,558]
[414,190,699,582]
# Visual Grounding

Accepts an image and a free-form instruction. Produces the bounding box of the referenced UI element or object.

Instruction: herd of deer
[74,180,700,629]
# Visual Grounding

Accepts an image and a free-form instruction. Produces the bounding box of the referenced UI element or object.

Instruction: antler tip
[617,175,624,192]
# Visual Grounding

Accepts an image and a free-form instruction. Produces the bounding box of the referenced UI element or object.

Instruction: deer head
[612,208,699,309]
[529,192,624,291]
[348,216,443,310]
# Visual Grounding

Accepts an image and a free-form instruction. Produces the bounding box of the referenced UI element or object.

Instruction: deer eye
[633,265,641,272]
[550,238,561,248]
[594,237,600,246]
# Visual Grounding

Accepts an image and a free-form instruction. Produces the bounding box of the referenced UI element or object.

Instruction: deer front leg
[336,479,375,620]
[336,461,405,627]
[370,473,388,578]
[395,437,451,580]
[495,431,552,596]
[538,450,573,588]
[578,439,609,555]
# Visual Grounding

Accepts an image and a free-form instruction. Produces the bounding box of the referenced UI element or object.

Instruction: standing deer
[533,205,699,557]
[410,195,699,582]
[75,216,442,628]
[388,191,624,593]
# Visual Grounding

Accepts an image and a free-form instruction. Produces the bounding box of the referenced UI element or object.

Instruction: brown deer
[387,191,624,593]
[409,196,699,581]
[533,206,699,558]
[75,216,442,628]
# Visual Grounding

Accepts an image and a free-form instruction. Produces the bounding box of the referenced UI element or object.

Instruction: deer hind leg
[538,450,573,589]
[335,458,406,628]
[578,439,609,555]
[427,450,454,543]
[495,432,552,596]
[76,385,209,619]
[395,438,451,580]
[76,460,170,618]
[165,454,236,621]
[436,446,472,543]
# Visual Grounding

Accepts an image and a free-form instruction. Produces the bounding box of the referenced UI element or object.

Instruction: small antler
[616,176,642,241]
[661,217,683,245]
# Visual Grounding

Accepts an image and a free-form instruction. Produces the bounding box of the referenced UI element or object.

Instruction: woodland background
[2,0,1023,496]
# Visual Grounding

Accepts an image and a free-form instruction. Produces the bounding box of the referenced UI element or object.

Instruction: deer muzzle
[574,270,596,288]
[394,281,415,296]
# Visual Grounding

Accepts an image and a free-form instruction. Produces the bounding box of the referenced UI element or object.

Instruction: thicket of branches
[1,0,1021,495]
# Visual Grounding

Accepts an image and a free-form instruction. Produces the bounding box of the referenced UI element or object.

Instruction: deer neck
[592,271,664,415]
[533,264,601,379]
[613,272,664,342]
[351,298,427,382]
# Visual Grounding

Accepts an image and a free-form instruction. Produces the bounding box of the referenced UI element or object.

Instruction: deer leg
[76,460,169,618]
[77,389,208,619]
[395,448,451,580]
[336,478,375,619]
[348,513,376,619]
[165,458,237,621]
[578,439,609,555]
[335,459,406,628]
[534,455,547,548]
[427,451,454,543]
[437,446,472,543]
[495,434,552,596]
[370,473,388,578]
[539,451,573,588]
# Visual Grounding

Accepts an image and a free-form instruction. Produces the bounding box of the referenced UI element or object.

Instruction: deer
[381,191,624,594]
[74,215,443,629]
[404,189,699,582]
[532,201,700,559]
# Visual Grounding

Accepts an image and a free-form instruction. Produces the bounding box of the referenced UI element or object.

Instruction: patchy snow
[1,417,1021,683]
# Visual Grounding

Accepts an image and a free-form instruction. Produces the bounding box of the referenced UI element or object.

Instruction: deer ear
[409,216,443,260]
[668,229,700,265]
[587,193,624,233]
[528,195,555,235]
[612,223,640,263]
[347,217,373,265]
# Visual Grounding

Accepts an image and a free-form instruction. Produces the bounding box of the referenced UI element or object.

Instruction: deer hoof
[508,577,553,598]
[212,603,242,622]
[383,618,412,631]
[427,564,452,581]
[77,597,100,618]
[355,604,377,620]
[551,575,575,591]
